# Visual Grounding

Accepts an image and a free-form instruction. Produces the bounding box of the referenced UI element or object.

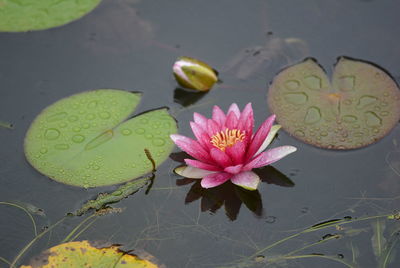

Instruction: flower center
[210,129,246,152]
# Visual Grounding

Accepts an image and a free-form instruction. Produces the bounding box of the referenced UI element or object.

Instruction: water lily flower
[170,103,297,190]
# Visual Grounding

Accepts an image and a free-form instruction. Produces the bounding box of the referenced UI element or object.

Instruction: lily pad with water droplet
[268,57,400,149]
[20,240,162,268]
[0,0,101,32]
[24,89,177,187]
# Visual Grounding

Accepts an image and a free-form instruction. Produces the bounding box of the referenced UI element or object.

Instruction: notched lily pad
[20,240,163,268]
[24,89,177,188]
[0,0,101,32]
[268,57,400,149]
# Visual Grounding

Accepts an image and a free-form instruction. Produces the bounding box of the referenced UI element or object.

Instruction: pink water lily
[170,103,297,190]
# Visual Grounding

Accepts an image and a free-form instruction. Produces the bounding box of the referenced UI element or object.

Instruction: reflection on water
[176,165,294,221]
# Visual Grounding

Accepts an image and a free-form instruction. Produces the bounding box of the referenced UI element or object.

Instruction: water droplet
[72,126,81,132]
[284,92,308,105]
[83,183,89,188]
[121,129,132,136]
[265,216,277,223]
[320,131,328,137]
[93,165,100,170]
[380,101,388,107]
[59,122,68,128]
[99,111,111,119]
[294,129,305,137]
[338,75,355,91]
[55,144,70,150]
[354,131,363,137]
[304,75,322,90]
[380,111,389,116]
[152,138,165,146]
[140,118,148,124]
[304,106,321,124]
[86,113,95,120]
[46,112,67,122]
[72,134,85,143]
[145,134,153,139]
[85,130,113,150]
[342,115,357,123]
[284,80,300,90]
[357,95,377,109]
[40,148,48,154]
[68,115,78,122]
[44,128,60,140]
[82,123,90,129]
[135,128,145,134]
[87,100,98,108]
[365,111,382,127]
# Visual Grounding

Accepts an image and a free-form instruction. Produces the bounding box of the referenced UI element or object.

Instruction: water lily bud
[173,56,218,92]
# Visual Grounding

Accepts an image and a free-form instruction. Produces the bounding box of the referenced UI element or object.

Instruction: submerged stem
[10,217,65,268]
[0,201,38,236]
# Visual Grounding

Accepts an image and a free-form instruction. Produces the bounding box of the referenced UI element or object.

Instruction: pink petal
[212,105,227,126]
[210,148,232,167]
[170,134,212,163]
[254,125,281,156]
[227,103,241,118]
[190,121,211,149]
[207,119,221,136]
[224,164,243,174]
[225,141,246,165]
[185,159,222,171]
[193,112,208,129]
[231,171,260,190]
[244,145,297,170]
[237,103,254,135]
[201,172,232,188]
[225,111,239,129]
[174,165,216,178]
[245,114,276,160]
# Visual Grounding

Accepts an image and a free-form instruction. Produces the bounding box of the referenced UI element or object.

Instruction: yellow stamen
[210,129,246,152]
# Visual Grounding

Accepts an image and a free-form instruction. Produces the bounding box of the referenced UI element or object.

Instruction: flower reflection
[173,157,294,221]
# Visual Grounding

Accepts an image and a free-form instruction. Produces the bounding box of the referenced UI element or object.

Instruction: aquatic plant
[173,56,218,92]
[171,103,296,190]
[24,89,177,188]
[0,0,101,32]
[20,240,161,268]
[268,57,400,149]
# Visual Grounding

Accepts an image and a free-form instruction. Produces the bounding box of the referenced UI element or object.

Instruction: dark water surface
[1,0,400,267]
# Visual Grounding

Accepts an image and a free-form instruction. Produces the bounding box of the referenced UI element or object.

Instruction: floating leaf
[20,240,161,268]
[268,57,400,149]
[173,56,218,91]
[0,0,101,32]
[76,176,151,216]
[24,89,177,188]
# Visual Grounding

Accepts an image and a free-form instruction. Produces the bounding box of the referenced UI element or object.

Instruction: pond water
[1,0,400,267]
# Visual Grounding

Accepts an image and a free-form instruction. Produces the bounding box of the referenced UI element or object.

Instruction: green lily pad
[0,0,101,32]
[24,89,177,188]
[268,57,400,149]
